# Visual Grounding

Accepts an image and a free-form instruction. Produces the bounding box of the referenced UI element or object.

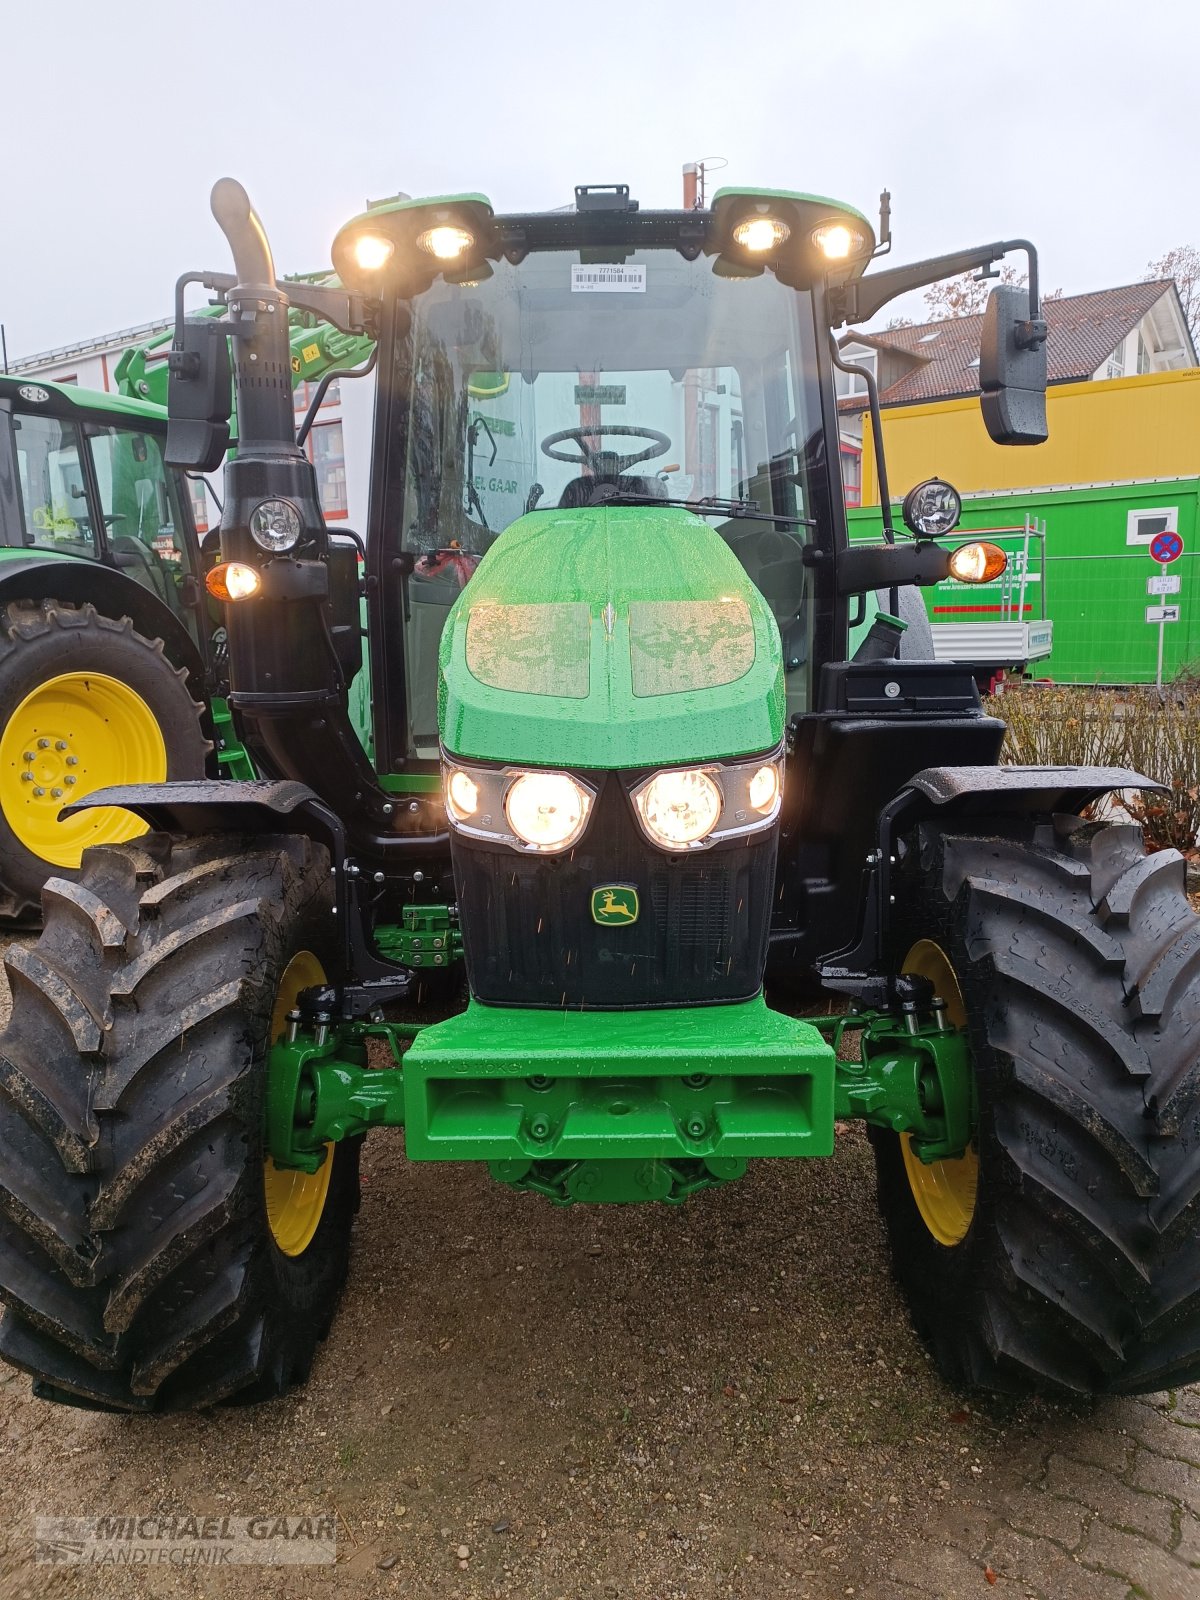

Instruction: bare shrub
[986,683,1200,856]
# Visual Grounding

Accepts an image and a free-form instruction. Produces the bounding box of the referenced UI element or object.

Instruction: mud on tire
[0,831,358,1411]
[873,816,1200,1396]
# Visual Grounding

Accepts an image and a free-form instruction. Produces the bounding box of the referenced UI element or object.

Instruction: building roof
[839,280,1186,411]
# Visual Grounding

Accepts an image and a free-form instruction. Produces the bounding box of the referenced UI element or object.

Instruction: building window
[1105,343,1126,379]
[310,420,348,517]
[293,377,341,415]
[189,477,210,535]
[1137,332,1151,375]
[840,443,862,509]
[835,347,876,399]
[1126,506,1178,546]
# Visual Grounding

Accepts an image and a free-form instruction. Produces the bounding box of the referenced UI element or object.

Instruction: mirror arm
[830,334,896,548]
[830,239,1044,330]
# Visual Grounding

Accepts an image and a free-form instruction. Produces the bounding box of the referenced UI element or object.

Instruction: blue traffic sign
[1150,529,1184,564]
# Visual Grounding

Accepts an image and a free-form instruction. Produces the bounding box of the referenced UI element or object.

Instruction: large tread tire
[0,600,210,924]
[873,815,1200,1397]
[0,831,358,1412]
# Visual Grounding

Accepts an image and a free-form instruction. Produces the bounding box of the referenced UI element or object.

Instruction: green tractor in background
[0,311,372,920]
[1,177,1197,1413]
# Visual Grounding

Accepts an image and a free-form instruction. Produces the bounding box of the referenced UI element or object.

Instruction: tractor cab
[335,187,861,758]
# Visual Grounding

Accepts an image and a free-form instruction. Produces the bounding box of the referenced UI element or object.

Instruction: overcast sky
[3,0,1197,361]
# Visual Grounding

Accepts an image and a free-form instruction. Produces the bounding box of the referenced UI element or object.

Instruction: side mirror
[165,317,232,472]
[979,285,1048,445]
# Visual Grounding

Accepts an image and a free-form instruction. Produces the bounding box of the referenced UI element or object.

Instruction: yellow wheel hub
[263,950,333,1257]
[899,939,979,1247]
[0,671,165,868]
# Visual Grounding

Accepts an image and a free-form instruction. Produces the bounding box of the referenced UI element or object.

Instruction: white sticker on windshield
[571,264,646,293]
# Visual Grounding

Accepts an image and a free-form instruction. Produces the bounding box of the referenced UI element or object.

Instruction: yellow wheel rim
[0,671,165,868]
[899,939,979,1247]
[263,950,334,1258]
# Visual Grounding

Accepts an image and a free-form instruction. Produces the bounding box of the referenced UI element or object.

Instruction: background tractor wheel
[0,600,209,923]
[873,815,1200,1397]
[0,831,359,1412]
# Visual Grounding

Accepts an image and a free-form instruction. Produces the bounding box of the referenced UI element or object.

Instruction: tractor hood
[438,505,784,769]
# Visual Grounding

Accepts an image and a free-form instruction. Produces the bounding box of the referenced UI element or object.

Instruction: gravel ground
[1,940,1198,1599]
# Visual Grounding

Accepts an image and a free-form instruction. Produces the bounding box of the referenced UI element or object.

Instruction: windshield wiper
[585,487,815,527]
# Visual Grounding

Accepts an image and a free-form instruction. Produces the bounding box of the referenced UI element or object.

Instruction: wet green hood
[438,505,784,768]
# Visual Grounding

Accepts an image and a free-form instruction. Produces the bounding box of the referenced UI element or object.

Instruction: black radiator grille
[452,771,777,1009]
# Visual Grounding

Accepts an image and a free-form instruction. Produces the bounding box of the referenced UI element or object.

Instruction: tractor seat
[557,474,668,509]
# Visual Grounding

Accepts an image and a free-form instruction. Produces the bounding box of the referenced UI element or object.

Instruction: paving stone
[1130,1449,1200,1518]
[1042,1455,1177,1545]
[1171,1389,1200,1427]
[1173,1511,1200,1566]
[1080,1521,1196,1600]
[887,1539,999,1596]
[938,1502,997,1555]
[999,1485,1092,1549]
[985,1524,1094,1594]
[1048,1417,1137,1477]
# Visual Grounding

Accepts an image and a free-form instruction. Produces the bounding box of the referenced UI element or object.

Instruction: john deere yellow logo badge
[591,885,639,926]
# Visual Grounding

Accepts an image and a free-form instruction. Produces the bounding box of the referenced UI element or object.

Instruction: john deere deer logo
[591,885,639,926]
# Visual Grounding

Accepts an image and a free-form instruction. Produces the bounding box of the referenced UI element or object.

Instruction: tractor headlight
[812,222,868,260]
[417,224,475,261]
[732,215,791,253]
[352,233,395,271]
[442,756,596,854]
[504,771,592,852]
[630,753,783,852]
[634,768,722,849]
[249,498,302,552]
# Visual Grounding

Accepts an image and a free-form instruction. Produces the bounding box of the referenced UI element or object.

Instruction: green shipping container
[849,477,1200,684]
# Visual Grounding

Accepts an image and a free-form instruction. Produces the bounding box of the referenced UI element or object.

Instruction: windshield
[381,247,830,757]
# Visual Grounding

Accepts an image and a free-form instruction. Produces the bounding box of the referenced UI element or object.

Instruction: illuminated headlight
[249,498,302,552]
[732,215,790,253]
[442,757,596,854]
[812,221,868,260]
[634,769,722,849]
[417,225,475,260]
[352,233,395,271]
[631,753,783,852]
[445,768,480,822]
[505,772,591,851]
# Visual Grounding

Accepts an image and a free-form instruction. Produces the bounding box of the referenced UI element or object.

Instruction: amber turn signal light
[206,562,262,602]
[947,541,1007,584]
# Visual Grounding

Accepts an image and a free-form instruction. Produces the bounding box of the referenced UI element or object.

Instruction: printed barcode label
[570,264,646,293]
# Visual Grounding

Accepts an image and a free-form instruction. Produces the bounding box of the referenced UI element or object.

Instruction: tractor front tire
[0,831,358,1411]
[0,600,209,923]
[873,816,1200,1397]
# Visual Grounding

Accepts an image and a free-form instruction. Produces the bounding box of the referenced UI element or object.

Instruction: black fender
[0,554,207,705]
[813,763,1164,1003]
[64,780,449,995]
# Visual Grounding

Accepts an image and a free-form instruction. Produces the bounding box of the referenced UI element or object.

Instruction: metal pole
[1156,561,1166,693]
[1,324,7,374]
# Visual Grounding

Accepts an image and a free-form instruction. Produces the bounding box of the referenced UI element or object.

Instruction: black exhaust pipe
[208,178,447,861]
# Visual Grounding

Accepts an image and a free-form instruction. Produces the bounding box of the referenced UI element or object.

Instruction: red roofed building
[836,281,1196,505]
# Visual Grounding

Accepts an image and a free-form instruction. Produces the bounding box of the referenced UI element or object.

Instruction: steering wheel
[541,425,671,474]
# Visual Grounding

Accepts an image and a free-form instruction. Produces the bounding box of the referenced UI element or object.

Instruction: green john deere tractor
[0,313,373,921]
[1,178,1198,1412]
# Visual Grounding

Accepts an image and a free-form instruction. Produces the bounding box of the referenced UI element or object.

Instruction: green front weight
[264,1000,975,1192]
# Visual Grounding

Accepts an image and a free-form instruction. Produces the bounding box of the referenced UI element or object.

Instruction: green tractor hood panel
[438,506,785,768]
